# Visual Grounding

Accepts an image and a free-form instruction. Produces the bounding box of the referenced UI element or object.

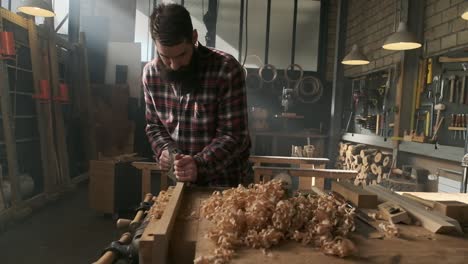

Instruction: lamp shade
[462,7,468,20]
[341,44,369,65]
[382,22,421,50]
[18,0,55,17]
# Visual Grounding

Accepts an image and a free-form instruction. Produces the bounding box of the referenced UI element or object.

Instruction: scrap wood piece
[378,201,411,224]
[433,201,468,225]
[331,181,378,209]
[364,185,462,234]
[139,182,185,264]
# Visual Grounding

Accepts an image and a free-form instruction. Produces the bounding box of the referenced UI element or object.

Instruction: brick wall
[424,0,468,56]
[343,0,400,77]
[326,0,338,81]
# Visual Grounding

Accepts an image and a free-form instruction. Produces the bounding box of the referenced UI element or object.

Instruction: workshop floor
[0,182,117,264]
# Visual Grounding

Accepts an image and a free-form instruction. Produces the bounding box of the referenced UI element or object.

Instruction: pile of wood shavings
[147,187,173,220]
[194,180,357,264]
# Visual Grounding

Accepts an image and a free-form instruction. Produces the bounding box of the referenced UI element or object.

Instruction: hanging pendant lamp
[341,44,369,65]
[18,0,55,17]
[382,21,421,50]
[462,7,468,20]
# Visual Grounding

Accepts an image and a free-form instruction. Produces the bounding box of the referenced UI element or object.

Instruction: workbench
[139,184,468,264]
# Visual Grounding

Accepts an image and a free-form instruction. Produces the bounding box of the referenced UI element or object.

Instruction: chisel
[460,76,466,105]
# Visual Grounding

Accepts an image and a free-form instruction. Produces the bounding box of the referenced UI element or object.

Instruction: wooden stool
[132,162,168,199]
[249,155,330,189]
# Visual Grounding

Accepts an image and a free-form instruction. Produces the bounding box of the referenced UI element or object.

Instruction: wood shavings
[367,212,384,220]
[147,187,173,220]
[378,222,400,238]
[194,180,357,263]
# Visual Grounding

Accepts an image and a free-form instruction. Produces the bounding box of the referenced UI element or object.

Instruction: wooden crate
[88,158,143,214]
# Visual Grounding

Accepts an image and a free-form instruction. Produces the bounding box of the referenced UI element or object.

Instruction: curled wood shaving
[194,180,356,264]
[148,187,173,220]
[378,222,400,238]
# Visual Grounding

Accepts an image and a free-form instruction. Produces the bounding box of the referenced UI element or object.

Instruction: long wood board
[249,155,329,166]
[139,182,185,264]
[331,181,377,208]
[253,166,358,179]
[364,185,462,234]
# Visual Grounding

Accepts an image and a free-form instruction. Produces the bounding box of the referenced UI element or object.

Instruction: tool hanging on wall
[426,58,433,84]
[461,75,466,105]
[449,75,456,103]
[434,103,446,134]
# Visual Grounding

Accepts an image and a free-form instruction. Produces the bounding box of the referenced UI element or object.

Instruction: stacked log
[336,142,392,186]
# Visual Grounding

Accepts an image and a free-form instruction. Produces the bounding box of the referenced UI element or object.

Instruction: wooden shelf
[341,133,393,149]
[342,133,465,163]
[399,141,465,163]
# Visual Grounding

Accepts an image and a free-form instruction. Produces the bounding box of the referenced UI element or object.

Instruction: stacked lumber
[335,142,392,186]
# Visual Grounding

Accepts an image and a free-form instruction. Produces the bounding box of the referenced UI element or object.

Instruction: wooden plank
[88,161,115,214]
[133,161,162,171]
[0,19,20,205]
[397,192,468,204]
[47,23,71,185]
[365,185,462,234]
[252,166,357,179]
[331,181,377,208]
[142,169,151,200]
[298,163,314,190]
[433,201,468,225]
[139,182,185,264]
[153,182,184,264]
[193,188,468,264]
[0,8,28,29]
[78,32,97,162]
[27,18,59,194]
[249,155,329,165]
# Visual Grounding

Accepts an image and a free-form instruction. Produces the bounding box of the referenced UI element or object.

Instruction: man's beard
[157,47,199,85]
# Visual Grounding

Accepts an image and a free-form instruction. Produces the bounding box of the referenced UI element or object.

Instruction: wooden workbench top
[161,187,468,264]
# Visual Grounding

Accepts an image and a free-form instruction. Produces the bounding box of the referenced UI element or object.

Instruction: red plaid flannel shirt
[142,44,251,186]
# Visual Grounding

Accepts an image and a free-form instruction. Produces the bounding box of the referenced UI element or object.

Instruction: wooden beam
[365,185,462,234]
[132,162,162,171]
[47,22,71,185]
[27,18,58,194]
[331,181,377,209]
[249,155,329,166]
[252,166,357,180]
[0,8,28,29]
[139,182,185,264]
[0,19,20,205]
[78,32,97,162]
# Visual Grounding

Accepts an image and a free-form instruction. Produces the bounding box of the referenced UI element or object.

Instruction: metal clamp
[101,240,136,263]
[135,201,153,212]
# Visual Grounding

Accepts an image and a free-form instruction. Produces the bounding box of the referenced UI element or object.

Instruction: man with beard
[142,3,251,187]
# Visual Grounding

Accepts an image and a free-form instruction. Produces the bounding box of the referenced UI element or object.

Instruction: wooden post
[0,18,20,205]
[78,32,97,162]
[27,18,58,194]
[45,10,71,185]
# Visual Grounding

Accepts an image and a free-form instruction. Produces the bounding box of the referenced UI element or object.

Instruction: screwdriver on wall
[451,114,456,139]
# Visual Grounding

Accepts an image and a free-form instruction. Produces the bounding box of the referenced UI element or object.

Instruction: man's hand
[158,149,171,170]
[174,154,198,182]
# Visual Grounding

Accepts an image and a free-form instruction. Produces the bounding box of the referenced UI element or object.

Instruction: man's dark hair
[150,4,193,46]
